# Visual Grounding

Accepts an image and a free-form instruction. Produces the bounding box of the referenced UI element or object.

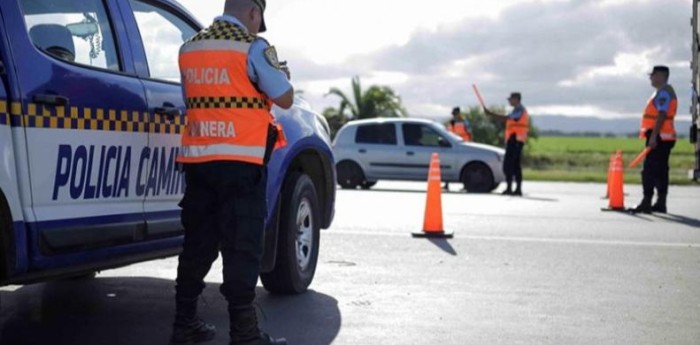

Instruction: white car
[333,118,505,192]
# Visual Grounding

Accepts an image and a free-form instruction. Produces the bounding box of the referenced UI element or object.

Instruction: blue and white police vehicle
[0,0,335,299]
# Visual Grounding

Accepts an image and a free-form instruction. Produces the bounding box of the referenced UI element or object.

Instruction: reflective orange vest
[640,85,677,141]
[449,121,472,142]
[505,107,529,143]
[177,20,274,165]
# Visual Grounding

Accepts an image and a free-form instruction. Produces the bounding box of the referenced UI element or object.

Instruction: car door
[9,0,149,265]
[353,123,405,179]
[122,0,198,238]
[400,123,456,181]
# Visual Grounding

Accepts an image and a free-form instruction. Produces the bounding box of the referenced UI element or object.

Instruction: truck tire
[260,172,320,294]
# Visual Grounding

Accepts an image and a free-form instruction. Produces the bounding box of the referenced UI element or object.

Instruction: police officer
[444,107,472,190]
[448,107,472,142]
[172,0,292,344]
[632,65,677,214]
[484,92,529,196]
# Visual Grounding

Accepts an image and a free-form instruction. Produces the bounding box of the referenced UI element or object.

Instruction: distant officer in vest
[444,107,472,190]
[484,92,529,196]
[632,65,677,214]
[172,0,292,344]
[448,107,472,142]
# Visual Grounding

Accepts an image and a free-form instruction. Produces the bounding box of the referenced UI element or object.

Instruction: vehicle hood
[457,142,505,155]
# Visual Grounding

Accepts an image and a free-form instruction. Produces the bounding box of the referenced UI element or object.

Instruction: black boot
[229,305,286,345]
[171,297,216,344]
[652,195,667,213]
[632,198,652,214]
[513,185,522,197]
[502,181,513,195]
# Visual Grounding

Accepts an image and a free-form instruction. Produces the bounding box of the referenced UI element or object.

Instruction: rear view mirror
[66,22,99,38]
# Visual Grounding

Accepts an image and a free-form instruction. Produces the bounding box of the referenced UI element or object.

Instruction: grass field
[523,136,698,185]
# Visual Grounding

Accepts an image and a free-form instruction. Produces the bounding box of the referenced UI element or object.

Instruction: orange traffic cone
[413,153,453,238]
[602,150,625,211]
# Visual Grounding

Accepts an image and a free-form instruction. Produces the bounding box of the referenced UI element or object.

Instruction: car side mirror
[438,137,451,148]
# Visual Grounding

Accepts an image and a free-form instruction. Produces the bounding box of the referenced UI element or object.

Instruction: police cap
[507,92,522,101]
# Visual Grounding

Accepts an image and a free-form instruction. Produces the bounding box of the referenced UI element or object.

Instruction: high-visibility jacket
[640,84,677,141]
[449,121,472,142]
[505,107,529,143]
[177,20,274,165]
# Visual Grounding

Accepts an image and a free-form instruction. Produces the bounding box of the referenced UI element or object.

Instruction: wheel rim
[465,165,492,191]
[470,168,486,185]
[295,197,314,271]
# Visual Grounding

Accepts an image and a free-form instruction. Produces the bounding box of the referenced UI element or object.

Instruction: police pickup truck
[0,0,335,298]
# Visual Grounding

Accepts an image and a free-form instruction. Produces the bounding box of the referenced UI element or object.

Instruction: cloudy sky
[178,0,693,121]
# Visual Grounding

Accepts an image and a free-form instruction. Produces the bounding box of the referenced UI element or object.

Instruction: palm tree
[322,107,347,139]
[326,76,408,120]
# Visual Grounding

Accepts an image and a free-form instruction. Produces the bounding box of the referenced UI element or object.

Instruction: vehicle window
[129,0,197,82]
[355,124,397,145]
[19,0,121,71]
[402,124,448,147]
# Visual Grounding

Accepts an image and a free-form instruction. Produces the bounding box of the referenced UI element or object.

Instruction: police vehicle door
[124,0,198,237]
[10,0,150,260]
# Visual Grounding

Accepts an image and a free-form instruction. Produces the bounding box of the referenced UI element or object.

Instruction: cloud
[300,0,691,119]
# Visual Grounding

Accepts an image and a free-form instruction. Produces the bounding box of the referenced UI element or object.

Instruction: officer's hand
[648,136,658,149]
[280,61,290,80]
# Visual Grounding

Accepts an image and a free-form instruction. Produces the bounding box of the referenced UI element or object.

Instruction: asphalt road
[1,181,699,345]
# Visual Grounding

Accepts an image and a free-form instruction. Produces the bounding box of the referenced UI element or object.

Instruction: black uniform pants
[503,135,524,187]
[175,161,267,306]
[642,133,675,200]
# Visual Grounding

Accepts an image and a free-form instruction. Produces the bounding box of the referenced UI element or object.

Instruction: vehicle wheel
[336,161,364,189]
[461,162,495,193]
[260,172,320,294]
[360,181,376,190]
